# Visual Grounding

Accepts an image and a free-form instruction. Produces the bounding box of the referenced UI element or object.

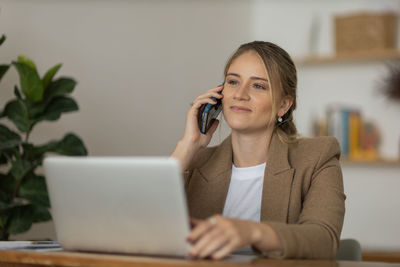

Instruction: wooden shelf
[340,157,400,167]
[296,49,400,65]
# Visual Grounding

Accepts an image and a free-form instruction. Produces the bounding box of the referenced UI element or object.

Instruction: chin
[224,115,272,134]
[224,116,252,132]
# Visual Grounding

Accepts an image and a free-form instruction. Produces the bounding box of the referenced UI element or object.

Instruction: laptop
[43,156,191,257]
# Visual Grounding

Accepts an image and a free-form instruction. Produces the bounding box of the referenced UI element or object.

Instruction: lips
[230,105,252,112]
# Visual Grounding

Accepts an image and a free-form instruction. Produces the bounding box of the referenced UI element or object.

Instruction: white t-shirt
[222,162,266,222]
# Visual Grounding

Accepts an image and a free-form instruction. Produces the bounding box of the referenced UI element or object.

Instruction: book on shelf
[313,104,380,161]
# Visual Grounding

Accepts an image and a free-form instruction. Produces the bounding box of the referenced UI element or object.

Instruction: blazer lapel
[192,136,233,219]
[260,133,295,223]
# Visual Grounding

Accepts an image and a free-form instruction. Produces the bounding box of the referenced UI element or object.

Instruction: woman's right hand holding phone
[184,85,224,148]
[170,85,224,172]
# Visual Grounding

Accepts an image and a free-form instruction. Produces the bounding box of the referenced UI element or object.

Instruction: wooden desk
[363,251,400,263]
[1,250,400,267]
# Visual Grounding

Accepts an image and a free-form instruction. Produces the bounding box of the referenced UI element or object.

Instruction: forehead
[227,51,268,78]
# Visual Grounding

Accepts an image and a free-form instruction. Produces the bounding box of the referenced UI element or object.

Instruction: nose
[233,82,250,101]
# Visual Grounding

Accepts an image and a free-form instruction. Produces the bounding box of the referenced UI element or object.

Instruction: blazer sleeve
[182,146,212,191]
[254,137,346,259]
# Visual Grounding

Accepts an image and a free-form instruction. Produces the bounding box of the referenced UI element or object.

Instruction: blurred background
[1,0,399,258]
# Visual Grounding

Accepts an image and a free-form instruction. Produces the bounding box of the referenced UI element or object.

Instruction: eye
[227,79,239,86]
[253,83,267,90]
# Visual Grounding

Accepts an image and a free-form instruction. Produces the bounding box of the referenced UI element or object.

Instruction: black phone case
[197,98,223,134]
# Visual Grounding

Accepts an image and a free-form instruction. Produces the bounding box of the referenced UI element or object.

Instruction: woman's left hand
[187,215,260,260]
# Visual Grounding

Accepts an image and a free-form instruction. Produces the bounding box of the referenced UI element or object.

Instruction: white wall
[0,0,252,156]
[342,166,400,250]
[1,0,400,251]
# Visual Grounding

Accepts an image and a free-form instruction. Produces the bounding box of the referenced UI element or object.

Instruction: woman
[171,41,345,260]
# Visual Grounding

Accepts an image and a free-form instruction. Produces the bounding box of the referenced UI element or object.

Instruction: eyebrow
[226,72,269,82]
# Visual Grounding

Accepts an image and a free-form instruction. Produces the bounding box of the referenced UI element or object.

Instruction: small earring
[277,117,283,123]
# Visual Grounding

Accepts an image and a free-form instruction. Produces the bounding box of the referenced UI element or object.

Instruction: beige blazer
[183,132,346,259]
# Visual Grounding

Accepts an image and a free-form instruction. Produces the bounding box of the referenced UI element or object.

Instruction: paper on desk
[0,241,63,251]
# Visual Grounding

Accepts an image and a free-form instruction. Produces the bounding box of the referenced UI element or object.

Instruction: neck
[231,127,274,168]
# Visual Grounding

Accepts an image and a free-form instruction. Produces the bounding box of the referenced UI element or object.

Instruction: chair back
[335,239,362,261]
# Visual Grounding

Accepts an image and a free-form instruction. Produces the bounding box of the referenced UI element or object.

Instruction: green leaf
[31,205,51,223]
[25,78,77,121]
[22,141,59,163]
[32,96,78,124]
[0,214,8,230]
[45,77,76,100]
[21,143,46,162]
[0,147,18,165]
[12,61,44,102]
[0,154,7,165]
[17,55,37,72]
[18,173,50,207]
[8,204,34,234]
[26,101,46,119]
[0,34,5,46]
[11,159,32,180]
[52,133,88,156]
[14,86,22,100]
[42,63,62,90]
[4,99,30,132]
[0,201,24,212]
[0,64,10,82]
[23,133,87,159]
[0,124,21,150]
[0,172,16,202]
[0,191,8,203]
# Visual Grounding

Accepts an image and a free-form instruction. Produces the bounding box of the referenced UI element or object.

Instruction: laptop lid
[43,156,191,257]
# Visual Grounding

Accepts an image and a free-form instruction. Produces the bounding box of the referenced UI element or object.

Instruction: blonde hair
[223,41,298,143]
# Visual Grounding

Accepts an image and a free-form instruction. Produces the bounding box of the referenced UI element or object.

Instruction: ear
[277,96,293,117]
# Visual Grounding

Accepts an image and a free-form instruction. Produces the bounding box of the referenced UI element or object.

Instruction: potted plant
[380,63,400,102]
[379,62,400,160]
[0,35,87,240]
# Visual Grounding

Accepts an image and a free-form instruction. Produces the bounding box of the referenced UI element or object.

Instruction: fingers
[188,227,219,256]
[187,85,224,117]
[190,97,217,110]
[187,218,215,244]
[190,218,203,228]
[196,229,230,258]
[187,217,237,260]
[192,93,223,108]
[200,85,224,98]
[182,85,224,146]
[188,97,221,120]
[196,91,223,101]
[191,86,224,107]
[206,120,219,136]
[210,84,224,92]
[186,216,254,260]
[211,239,237,260]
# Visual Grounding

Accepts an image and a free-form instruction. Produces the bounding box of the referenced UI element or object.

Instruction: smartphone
[197,82,224,134]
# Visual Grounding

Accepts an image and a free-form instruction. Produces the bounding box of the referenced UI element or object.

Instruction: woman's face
[222,51,277,134]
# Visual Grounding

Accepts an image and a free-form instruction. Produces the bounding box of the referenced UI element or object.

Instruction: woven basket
[335,12,397,54]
